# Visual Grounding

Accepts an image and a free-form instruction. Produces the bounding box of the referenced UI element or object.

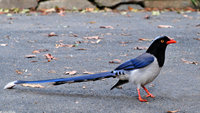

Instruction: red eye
[160,40,164,43]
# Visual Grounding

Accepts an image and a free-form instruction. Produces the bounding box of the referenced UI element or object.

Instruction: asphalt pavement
[0,11,200,113]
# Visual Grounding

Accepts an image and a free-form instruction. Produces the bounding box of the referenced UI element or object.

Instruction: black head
[146,36,176,67]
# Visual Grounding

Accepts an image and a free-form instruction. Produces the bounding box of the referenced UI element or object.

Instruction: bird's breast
[129,59,161,86]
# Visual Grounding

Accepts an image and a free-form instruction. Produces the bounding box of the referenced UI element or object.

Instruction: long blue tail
[4,72,116,89]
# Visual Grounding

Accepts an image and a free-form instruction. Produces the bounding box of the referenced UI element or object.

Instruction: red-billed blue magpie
[4,36,176,102]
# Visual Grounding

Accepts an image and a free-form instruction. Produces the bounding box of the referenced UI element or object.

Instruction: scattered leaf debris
[25,55,36,58]
[157,25,173,28]
[181,58,198,65]
[83,71,94,74]
[48,32,58,37]
[193,38,200,41]
[56,43,76,48]
[64,71,77,75]
[16,70,23,74]
[138,38,153,42]
[32,49,49,54]
[21,84,44,88]
[77,48,87,50]
[109,59,122,64]
[44,54,57,62]
[48,70,56,73]
[83,36,102,40]
[133,46,148,50]
[100,25,114,29]
[167,109,180,113]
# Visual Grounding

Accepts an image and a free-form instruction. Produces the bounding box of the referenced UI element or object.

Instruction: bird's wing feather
[115,53,154,71]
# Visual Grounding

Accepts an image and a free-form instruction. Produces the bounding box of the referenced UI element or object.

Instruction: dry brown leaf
[84,36,101,40]
[193,38,200,41]
[144,15,151,19]
[181,58,198,65]
[48,32,58,37]
[138,38,152,41]
[25,55,36,58]
[133,46,148,50]
[56,43,76,48]
[21,84,44,88]
[77,48,87,50]
[109,59,122,64]
[65,71,77,75]
[167,109,180,113]
[83,71,94,74]
[32,49,49,54]
[44,54,56,62]
[58,10,65,16]
[100,26,114,29]
[86,8,94,12]
[158,25,173,28]
[16,70,23,74]
[69,33,78,37]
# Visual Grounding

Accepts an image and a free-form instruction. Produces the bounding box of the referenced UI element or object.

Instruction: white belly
[128,59,161,86]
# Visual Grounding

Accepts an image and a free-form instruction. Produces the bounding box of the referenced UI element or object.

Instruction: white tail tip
[4,81,18,89]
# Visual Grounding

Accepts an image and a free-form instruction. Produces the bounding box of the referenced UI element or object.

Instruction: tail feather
[4,72,116,89]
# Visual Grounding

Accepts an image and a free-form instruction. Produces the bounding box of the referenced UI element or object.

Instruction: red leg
[142,86,155,98]
[137,88,147,102]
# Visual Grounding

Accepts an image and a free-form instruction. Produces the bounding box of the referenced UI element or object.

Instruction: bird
[4,36,176,102]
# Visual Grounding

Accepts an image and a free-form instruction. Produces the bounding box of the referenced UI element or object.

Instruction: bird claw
[139,97,148,102]
[145,94,155,98]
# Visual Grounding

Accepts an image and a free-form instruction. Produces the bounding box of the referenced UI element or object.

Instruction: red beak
[166,39,176,44]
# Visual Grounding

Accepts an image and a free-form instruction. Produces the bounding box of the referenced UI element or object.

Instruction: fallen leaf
[181,58,198,65]
[193,38,200,41]
[21,84,44,88]
[69,33,78,37]
[84,36,101,40]
[109,59,122,64]
[56,43,76,48]
[196,24,200,27]
[48,70,56,73]
[120,41,130,44]
[58,10,65,16]
[77,48,87,50]
[25,55,36,58]
[64,71,77,75]
[167,109,180,113]
[16,70,23,74]
[138,38,152,41]
[100,26,114,29]
[30,60,38,63]
[83,71,94,74]
[144,15,151,19]
[0,44,8,46]
[133,46,148,50]
[121,33,131,36]
[86,8,94,12]
[48,32,58,37]
[32,49,49,54]
[158,25,173,28]
[152,11,160,16]
[44,54,56,62]
[89,21,96,24]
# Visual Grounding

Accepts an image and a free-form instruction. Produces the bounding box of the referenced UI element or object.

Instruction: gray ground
[0,11,200,113]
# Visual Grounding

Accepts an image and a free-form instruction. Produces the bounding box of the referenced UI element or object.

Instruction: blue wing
[115,53,154,71]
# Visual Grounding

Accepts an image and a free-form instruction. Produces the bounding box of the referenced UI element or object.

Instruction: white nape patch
[4,81,18,89]
[129,58,161,87]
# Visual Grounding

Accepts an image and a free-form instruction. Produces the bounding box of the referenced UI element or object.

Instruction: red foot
[137,88,148,102]
[146,94,155,98]
[139,97,148,102]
